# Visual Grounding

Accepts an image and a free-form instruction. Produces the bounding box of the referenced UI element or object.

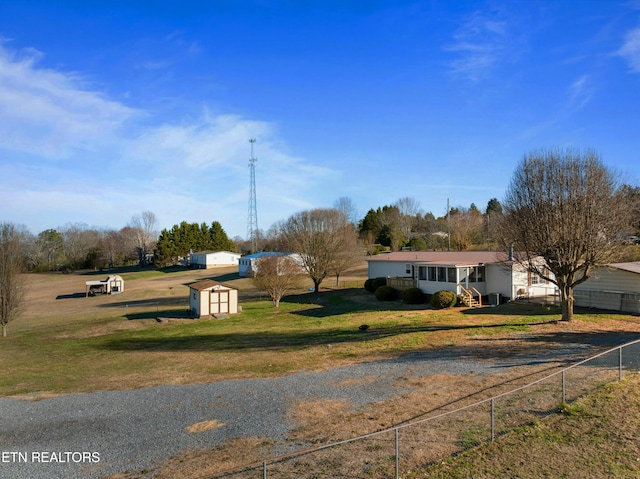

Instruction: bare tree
[60,223,101,269]
[500,148,631,321]
[0,223,26,337]
[394,196,421,238]
[280,208,357,292]
[329,223,364,285]
[449,206,485,250]
[252,255,306,307]
[333,197,359,226]
[129,211,158,265]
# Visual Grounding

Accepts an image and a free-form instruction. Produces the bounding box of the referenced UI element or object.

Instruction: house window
[467,267,476,283]
[437,267,447,282]
[447,267,457,283]
[419,266,427,281]
[406,264,411,275]
[193,292,196,299]
[476,266,485,283]
[428,266,437,281]
[530,273,540,285]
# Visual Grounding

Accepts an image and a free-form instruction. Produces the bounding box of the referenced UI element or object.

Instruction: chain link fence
[210,339,640,479]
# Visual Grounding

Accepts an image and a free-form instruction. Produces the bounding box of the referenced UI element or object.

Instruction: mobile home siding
[574,266,640,313]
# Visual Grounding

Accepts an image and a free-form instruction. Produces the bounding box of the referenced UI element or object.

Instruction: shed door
[210,290,229,314]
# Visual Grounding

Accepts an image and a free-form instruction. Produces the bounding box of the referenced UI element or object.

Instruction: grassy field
[3,264,640,398]
[4,264,640,478]
[415,375,640,479]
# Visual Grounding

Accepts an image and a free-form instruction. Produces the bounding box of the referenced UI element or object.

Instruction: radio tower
[247,138,259,253]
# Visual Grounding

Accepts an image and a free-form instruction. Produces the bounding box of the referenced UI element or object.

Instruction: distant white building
[189,251,241,269]
[85,275,125,297]
[238,252,304,277]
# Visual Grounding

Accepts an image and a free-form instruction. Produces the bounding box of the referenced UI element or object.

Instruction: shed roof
[608,262,640,275]
[366,251,507,266]
[188,280,237,291]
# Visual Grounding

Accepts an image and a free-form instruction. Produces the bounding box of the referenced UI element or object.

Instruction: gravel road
[0,340,598,479]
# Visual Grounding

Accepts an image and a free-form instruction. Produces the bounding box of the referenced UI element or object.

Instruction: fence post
[491,398,495,442]
[263,459,267,479]
[395,428,399,479]
[562,370,566,404]
[619,347,623,381]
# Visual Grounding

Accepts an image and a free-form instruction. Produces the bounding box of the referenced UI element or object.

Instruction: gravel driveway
[0,340,602,479]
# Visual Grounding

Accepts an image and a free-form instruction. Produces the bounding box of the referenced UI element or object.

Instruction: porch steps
[461,295,480,308]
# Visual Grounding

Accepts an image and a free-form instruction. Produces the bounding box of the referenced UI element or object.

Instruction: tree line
[2,147,640,334]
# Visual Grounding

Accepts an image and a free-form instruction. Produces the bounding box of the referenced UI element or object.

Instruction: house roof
[608,262,640,275]
[188,280,237,291]
[191,251,240,256]
[366,251,508,266]
[242,252,289,260]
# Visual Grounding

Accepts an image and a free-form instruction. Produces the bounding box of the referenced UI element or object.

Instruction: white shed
[85,275,125,297]
[574,262,640,314]
[189,280,239,318]
[189,251,241,269]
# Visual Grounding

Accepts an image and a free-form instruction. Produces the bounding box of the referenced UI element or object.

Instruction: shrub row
[364,277,387,293]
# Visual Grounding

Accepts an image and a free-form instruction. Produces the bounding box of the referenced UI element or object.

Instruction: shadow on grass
[55,292,86,300]
[126,308,192,320]
[80,265,187,276]
[101,319,577,353]
[210,271,242,282]
[99,297,189,308]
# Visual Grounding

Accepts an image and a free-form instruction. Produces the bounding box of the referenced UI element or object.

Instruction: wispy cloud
[617,27,640,73]
[0,42,139,159]
[569,74,594,108]
[445,9,511,82]
[0,41,336,235]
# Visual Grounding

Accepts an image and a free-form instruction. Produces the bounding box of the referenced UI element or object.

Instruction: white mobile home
[189,251,241,269]
[574,262,640,314]
[367,251,555,304]
[238,252,304,277]
[189,280,239,318]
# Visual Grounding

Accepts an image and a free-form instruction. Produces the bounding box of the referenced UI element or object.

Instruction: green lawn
[3,285,638,397]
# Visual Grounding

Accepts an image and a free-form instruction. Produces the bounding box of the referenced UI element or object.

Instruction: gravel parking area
[0,340,597,479]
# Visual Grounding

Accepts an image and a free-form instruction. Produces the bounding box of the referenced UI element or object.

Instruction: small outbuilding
[574,262,640,314]
[189,251,241,269]
[85,275,125,297]
[189,280,239,318]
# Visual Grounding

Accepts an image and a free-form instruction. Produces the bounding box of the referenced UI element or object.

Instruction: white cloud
[445,9,510,82]
[618,27,640,73]
[569,74,594,108]
[0,42,139,159]
[0,41,339,237]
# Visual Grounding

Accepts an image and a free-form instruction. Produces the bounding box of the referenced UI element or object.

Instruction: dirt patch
[112,437,275,479]
[185,419,225,433]
[13,391,62,401]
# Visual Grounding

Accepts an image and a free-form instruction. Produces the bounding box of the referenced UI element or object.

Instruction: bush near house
[402,287,426,304]
[365,277,387,293]
[430,290,458,309]
[375,285,398,301]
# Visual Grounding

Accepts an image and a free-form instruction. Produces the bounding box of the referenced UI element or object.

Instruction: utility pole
[447,198,451,251]
[247,139,259,253]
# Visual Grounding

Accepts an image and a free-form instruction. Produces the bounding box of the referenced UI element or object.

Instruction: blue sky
[1,1,639,239]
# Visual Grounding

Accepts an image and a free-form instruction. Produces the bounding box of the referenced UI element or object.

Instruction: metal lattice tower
[247,138,259,252]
